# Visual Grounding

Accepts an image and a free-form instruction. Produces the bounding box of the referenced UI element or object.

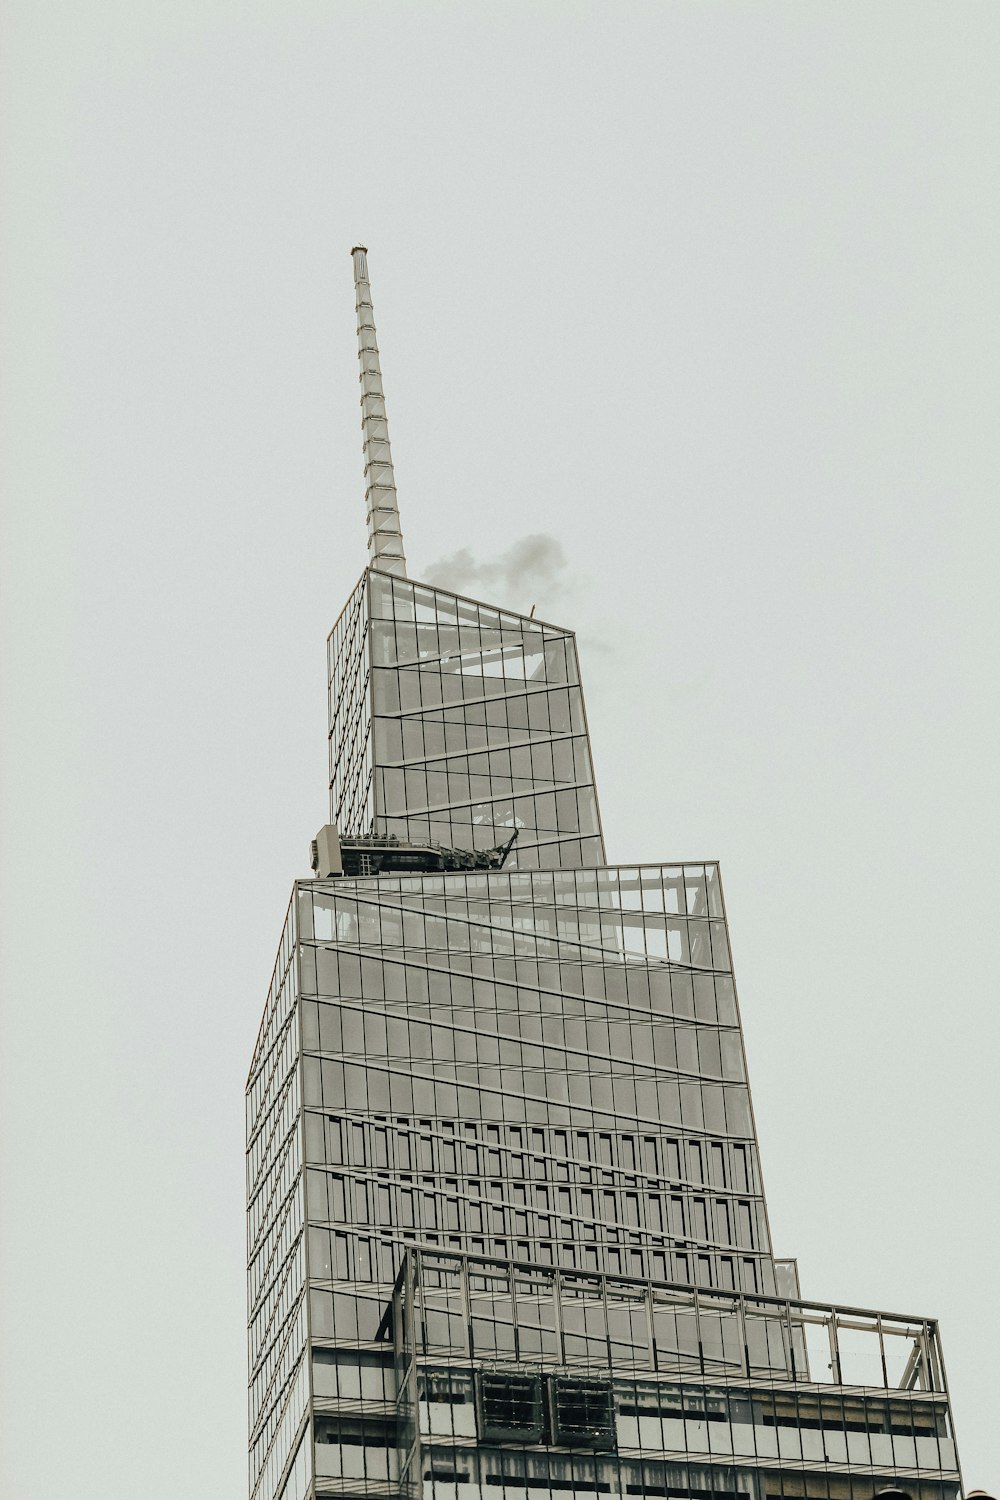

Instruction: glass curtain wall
[250,564,963,1500]
[246,897,310,1500]
[329,569,605,868]
[298,861,774,1301]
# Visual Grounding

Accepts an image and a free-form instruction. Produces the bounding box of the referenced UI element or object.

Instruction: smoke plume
[422,534,569,610]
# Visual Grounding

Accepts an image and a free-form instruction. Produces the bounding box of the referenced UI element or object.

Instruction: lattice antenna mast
[351,246,407,577]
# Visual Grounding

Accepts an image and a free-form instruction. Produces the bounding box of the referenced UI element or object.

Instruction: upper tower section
[352,247,407,577]
[332,249,606,870]
[327,569,606,871]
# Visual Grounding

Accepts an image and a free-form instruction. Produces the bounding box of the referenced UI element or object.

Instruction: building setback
[245,249,963,1500]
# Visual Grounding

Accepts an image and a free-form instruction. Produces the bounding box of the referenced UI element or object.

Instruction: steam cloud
[422,533,569,609]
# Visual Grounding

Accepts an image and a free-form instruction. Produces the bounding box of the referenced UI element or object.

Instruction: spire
[351,246,407,577]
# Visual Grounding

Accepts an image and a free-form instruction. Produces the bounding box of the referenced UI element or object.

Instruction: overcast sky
[2,1,998,1492]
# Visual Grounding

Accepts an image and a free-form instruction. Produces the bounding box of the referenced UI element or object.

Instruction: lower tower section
[246,863,962,1500]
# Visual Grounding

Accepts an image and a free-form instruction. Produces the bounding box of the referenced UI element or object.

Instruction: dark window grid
[613,1382,918,1434]
[308,1171,768,1260]
[319,1109,748,1196]
[305,1142,770,1247]
[301,1062,755,1140]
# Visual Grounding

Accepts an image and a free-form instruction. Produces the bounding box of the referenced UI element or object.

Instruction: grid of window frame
[246,897,311,1500]
[295,860,779,1364]
[329,573,374,836]
[328,569,607,868]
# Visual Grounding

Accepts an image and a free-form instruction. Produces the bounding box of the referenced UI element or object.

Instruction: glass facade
[328,571,605,869]
[297,861,772,1296]
[248,566,964,1500]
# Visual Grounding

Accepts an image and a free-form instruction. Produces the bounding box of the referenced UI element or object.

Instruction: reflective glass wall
[328,570,605,869]
[329,574,374,838]
[298,862,774,1302]
[246,898,311,1500]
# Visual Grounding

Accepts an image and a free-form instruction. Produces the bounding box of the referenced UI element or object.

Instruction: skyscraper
[245,249,964,1500]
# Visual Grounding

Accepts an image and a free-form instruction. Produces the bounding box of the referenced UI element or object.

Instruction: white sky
[2,1,998,1492]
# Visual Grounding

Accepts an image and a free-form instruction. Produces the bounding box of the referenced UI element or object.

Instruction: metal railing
[389,1246,949,1397]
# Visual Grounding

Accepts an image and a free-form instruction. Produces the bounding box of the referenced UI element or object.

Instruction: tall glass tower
[245,249,964,1500]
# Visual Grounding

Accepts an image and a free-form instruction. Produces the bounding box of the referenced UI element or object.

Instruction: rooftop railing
[390,1247,950,1398]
